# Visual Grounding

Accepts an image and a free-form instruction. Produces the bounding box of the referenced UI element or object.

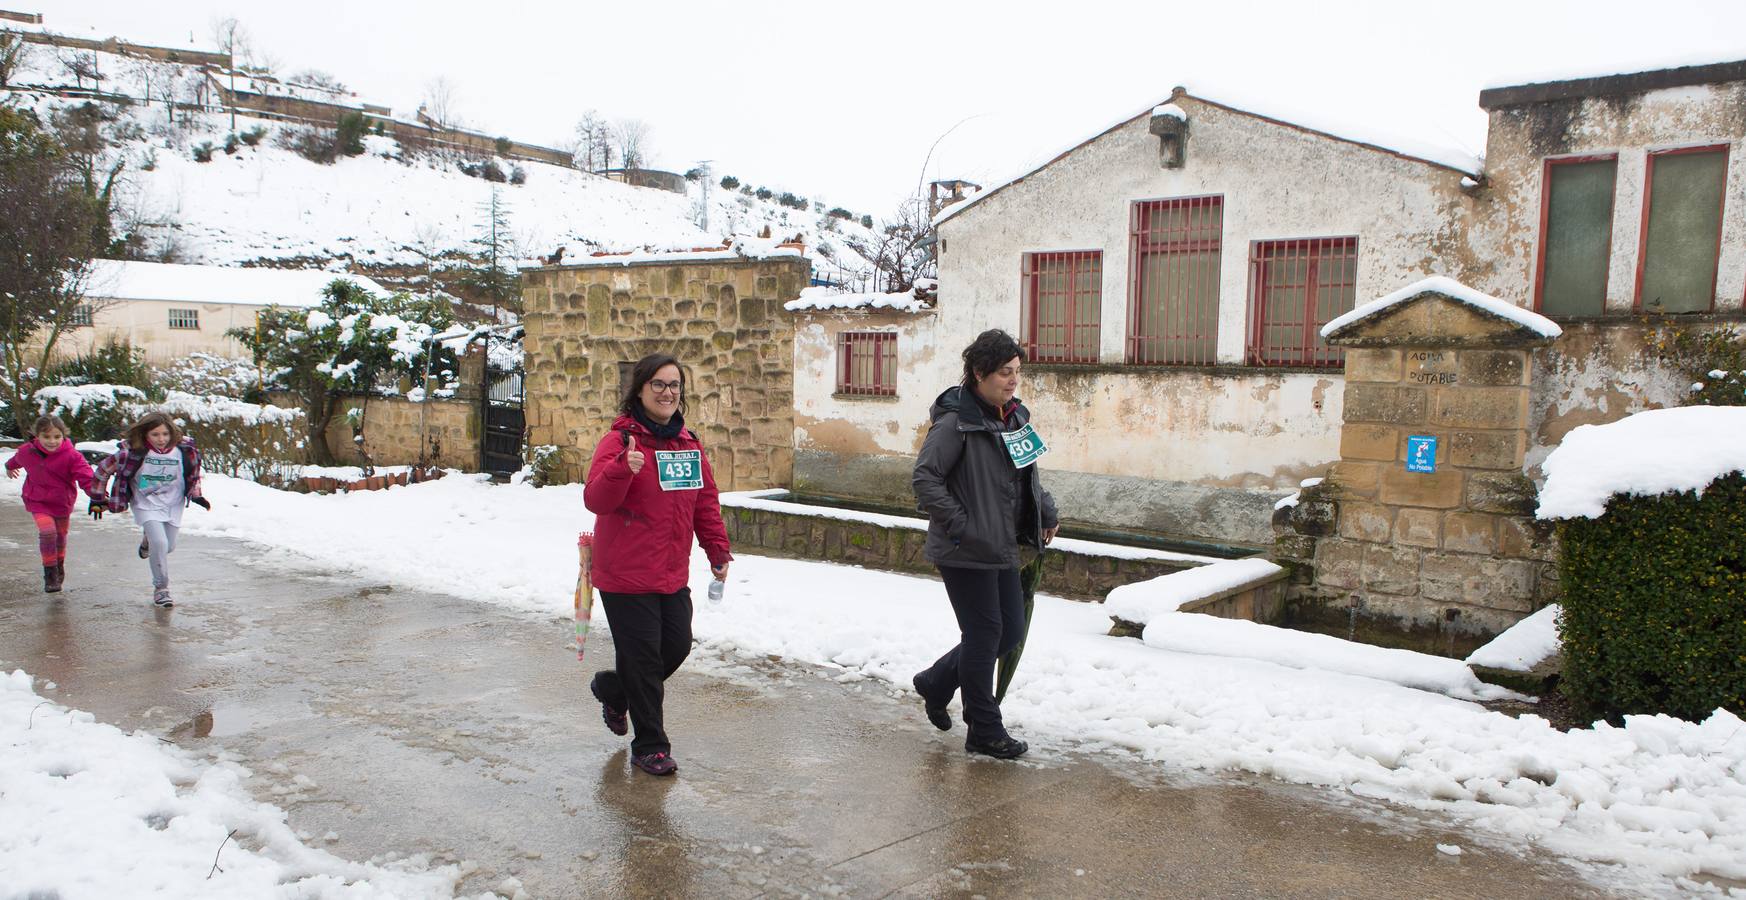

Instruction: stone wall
[724,505,1196,602]
[520,255,807,491]
[319,395,479,471]
[1275,284,1561,643]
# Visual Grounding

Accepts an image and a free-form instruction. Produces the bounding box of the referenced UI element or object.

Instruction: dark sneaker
[43,566,61,593]
[590,673,628,736]
[912,673,952,731]
[138,539,149,559]
[965,734,1028,760]
[153,589,173,608]
[631,751,677,776]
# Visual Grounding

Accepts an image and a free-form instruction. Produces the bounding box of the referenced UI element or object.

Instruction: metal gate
[481,369,524,477]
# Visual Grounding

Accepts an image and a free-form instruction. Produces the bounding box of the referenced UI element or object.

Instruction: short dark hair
[33,415,70,438]
[961,328,1025,389]
[619,353,687,418]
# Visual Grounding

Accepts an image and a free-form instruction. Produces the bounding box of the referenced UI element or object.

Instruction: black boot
[912,673,952,731]
[43,566,61,594]
[55,561,65,588]
[965,731,1028,759]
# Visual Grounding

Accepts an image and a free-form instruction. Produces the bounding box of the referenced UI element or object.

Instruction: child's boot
[55,561,64,588]
[43,566,61,593]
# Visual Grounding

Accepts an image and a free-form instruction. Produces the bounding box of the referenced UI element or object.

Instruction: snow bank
[149,391,303,427]
[1321,276,1562,340]
[785,286,932,313]
[1537,406,1746,519]
[1138,613,1514,701]
[0,669,464,897]
[1467,604,1561,672]
[1104,558,1283,623]
[85,259,386,309]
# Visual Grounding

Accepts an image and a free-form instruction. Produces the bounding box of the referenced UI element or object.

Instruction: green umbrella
[994,553,1045,703]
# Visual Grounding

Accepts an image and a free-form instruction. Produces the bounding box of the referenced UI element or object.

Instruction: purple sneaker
[589,673,627,737]
[631,751,677,776]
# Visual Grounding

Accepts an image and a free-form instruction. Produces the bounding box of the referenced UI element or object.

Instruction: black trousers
[596,588,693,756]
[916,565,1025,740]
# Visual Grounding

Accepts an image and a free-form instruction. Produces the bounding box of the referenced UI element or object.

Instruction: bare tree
[571,110,611,171]
[422,77,460,130]
[210,16,251,130]
[287,68,347,93]
[58,50,101,92]
[0,31,30,88]
[843,196,936,294]
[612,118,651,170]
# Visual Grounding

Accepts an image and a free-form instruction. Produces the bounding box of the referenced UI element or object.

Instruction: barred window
[837,331,897,397]
[1129,196,1221,365]
[1021,251,1101,364]
[68,304,94,327]
[167,308,200,330]
[1247,237,1358,367]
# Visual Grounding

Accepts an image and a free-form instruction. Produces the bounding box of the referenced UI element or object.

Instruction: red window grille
[837,331,897,396]
[1021,251,1101,363]
[1246,237,1358,368]
[1129,196,1222,365]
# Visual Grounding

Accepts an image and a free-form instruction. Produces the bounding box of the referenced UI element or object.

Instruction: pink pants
[30,513,69,567]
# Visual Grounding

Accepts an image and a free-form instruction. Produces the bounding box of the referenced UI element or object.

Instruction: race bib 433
[655,450,703,490]
[1001,423,1048,469]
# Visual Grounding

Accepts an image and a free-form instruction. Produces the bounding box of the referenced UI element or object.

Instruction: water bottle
[707,579,725,604]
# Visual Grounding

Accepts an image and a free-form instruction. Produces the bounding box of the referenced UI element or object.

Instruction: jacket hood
[930,385,1026,431]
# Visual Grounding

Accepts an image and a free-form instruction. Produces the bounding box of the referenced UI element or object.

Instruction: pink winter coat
[6,438,98,518]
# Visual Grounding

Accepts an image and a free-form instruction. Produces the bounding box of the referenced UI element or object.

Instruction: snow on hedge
[148,391,303,426]
[1104,557,1284,623]
[1537,407,1746,519]
[33,384,147,418]
[1321,276,1562,340]
[1467,604,1561,672]
[0,669,464,897]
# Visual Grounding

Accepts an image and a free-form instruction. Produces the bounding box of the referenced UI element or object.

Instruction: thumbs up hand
[623,432,645,475]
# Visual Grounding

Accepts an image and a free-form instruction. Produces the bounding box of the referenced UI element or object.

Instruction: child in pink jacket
[5,414,100,593]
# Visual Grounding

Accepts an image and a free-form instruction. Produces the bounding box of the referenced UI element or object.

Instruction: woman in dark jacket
[583,353,732,777]
[911,329,1059,759]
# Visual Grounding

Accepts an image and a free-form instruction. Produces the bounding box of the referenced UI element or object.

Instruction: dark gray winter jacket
[912,386,1060,570]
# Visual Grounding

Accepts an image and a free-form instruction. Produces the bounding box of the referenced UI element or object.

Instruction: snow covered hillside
[7,42,880,281]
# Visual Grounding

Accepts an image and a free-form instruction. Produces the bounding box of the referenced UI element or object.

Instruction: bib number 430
[1001,424,1048,469]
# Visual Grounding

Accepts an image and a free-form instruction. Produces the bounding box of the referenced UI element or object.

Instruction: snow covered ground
[0,670,478,898]
[4,461,1746,891]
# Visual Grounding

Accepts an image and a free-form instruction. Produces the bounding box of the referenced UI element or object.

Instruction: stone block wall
[723,505,1196,602]
[520,256,806,491]
[321,395,479,471]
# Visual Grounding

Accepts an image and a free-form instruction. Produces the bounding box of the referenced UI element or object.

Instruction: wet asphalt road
[0,508,1632,898]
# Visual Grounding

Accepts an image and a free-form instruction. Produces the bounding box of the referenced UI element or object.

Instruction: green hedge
[1557,472,1746,722]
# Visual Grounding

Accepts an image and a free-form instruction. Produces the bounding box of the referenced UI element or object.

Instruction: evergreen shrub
[1558,473,1746,722]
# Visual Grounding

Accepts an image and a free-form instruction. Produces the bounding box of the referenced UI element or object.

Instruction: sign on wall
[1406,435,1438,473]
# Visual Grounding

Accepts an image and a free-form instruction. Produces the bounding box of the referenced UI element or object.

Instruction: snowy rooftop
[1320,276,1562,340]
[785,286,933,314]
[83,260,387,309]
[934,86,1483,228]
[1537,406,1746,520]
[555,236,806,268]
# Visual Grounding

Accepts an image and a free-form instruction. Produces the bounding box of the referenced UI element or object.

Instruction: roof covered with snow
[83,260,387,309]
[1537,406,1746,520]
[1480,57,1746,109]
[1320,276,1562,341]
[785,286,933,314]
[933,87,1483,228]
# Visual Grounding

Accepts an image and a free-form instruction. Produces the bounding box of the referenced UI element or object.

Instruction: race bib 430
[655,450,703,490]
[1001,423,1048,469]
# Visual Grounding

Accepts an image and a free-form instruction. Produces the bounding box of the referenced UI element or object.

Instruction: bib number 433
[654,450,703,491]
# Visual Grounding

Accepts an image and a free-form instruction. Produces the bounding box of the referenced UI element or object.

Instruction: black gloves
[87,499,105,520]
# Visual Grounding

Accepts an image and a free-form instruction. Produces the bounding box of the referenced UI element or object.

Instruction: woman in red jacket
[583,353,731,777]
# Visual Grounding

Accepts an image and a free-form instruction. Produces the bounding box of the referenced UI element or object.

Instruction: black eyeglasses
[647,379,683,395]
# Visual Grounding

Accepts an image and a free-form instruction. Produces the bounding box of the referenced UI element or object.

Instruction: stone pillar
[1274,280,1560,641]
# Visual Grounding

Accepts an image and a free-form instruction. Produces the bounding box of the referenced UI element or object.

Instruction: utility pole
[696,159,714,232]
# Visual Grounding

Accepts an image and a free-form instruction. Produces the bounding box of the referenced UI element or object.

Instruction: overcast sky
[33,0,1746,216]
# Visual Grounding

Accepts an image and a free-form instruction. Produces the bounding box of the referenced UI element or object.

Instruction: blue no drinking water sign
[1406,435,1438,473]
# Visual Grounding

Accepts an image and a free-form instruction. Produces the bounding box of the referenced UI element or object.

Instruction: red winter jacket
[6,438,98,518]
[583,414,732,594]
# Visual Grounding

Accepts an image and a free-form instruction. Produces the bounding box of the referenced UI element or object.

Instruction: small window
[1536,155,1618,316]
[68,304,94,327]
[1021,251,1101,364]
[167,308,200,330]
[1247,237,1358,367]
[837,331,896,397]
[1129,196,1222,365]
[1637,145,1728,313]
